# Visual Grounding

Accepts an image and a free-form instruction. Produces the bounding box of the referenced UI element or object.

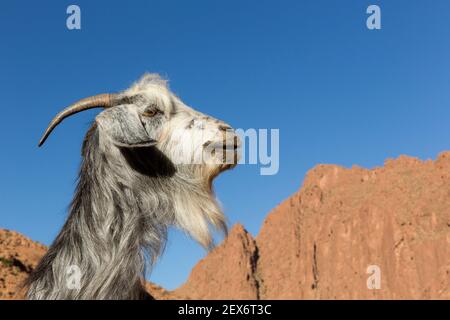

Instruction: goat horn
[38,93,119,147]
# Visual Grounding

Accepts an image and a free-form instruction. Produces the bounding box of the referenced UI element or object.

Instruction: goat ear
[96,105,157,148]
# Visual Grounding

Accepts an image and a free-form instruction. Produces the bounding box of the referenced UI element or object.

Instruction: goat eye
[142,110,156,117]
[142,104,160,117]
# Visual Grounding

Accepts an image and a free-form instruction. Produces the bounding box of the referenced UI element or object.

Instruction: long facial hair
[25,125,226,299]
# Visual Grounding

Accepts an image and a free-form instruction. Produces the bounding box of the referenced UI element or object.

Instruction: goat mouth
[209,142,240,151]
[220,162,237,170]
[202,140,240,187]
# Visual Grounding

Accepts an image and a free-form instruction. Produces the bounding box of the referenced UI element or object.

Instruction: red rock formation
[174,152,450,299]
[175,224,260,299]
[0,229,46,299]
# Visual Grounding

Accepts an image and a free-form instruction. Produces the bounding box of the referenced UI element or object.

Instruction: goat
[26,74,240,299]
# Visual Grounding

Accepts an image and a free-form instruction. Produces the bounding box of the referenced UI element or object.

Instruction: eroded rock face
[0,229,46,299]
[257,152,450,299]
[175,224,260,299]
[174,152,450,299]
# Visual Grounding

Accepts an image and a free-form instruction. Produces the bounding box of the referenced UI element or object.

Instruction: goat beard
[172,157,238,250]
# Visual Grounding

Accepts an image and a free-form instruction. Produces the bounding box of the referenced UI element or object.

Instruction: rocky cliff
[173,152,450,299]
[0,229,46,299]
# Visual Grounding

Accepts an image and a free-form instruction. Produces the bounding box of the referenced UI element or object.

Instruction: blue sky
[1,1,449,290]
